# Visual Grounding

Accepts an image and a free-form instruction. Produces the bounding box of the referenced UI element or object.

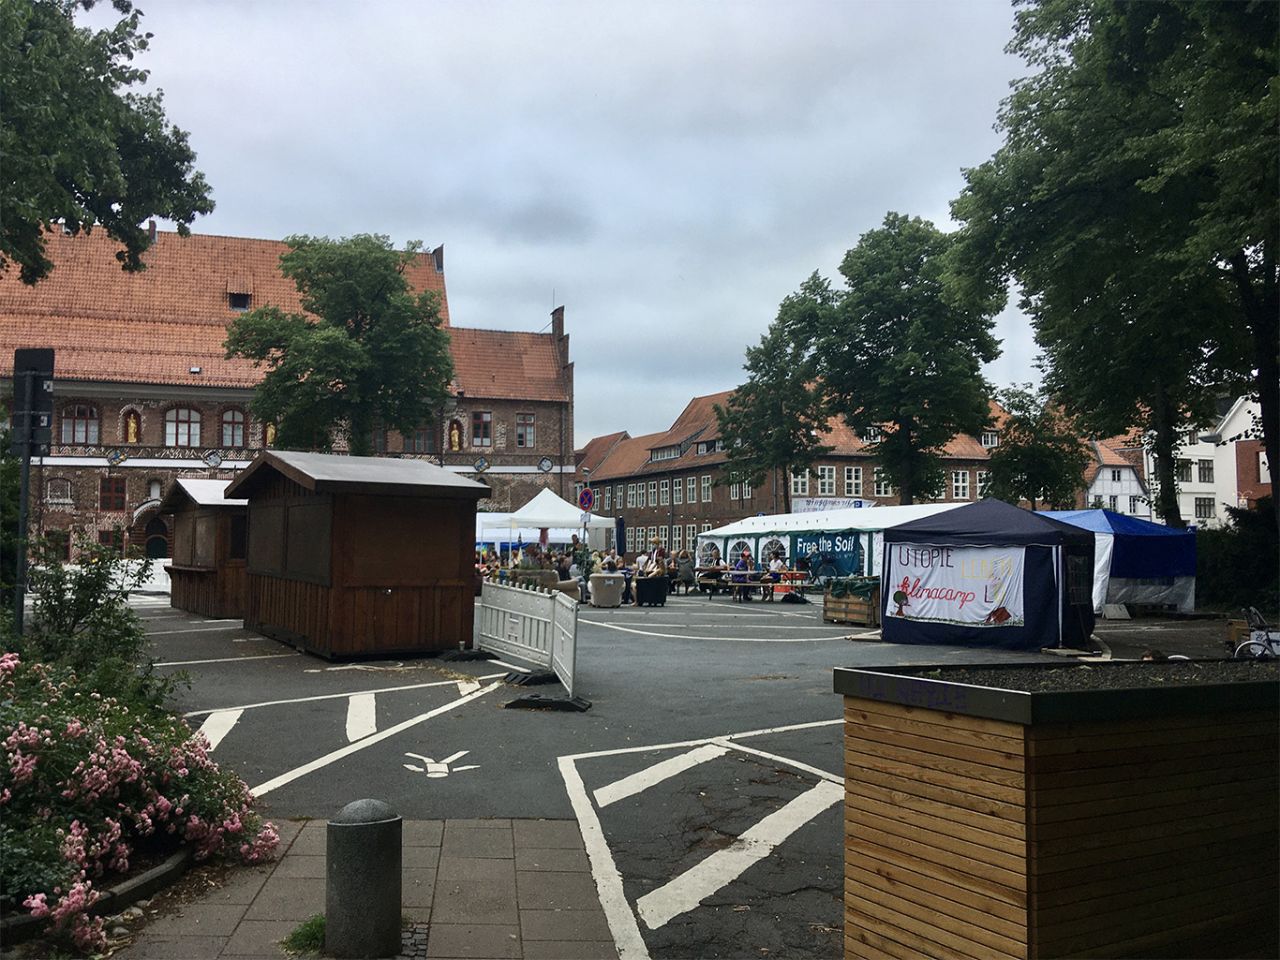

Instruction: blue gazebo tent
[882,499,1096,651]
[1043,509,1196,614]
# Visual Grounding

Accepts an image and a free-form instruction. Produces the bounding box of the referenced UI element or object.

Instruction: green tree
[798,213,1001,504]
[716,276,832,514]
[985,385,1090,510]
[951,0,1277,531]
[0,0,213,284]
[225,234,453,456]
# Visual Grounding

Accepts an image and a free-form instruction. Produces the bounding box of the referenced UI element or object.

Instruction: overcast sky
[93,0,1037,446]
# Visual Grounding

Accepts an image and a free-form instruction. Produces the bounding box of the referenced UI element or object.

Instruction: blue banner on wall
[793,531,862,577]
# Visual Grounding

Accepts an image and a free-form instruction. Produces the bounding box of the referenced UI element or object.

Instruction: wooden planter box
[824,581,880,626]
[833,662,1279,960]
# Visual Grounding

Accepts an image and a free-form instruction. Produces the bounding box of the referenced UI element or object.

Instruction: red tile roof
[590,432,667,481]
[448,327,569,403]
[576,431,629,482]
[0,228,567,403]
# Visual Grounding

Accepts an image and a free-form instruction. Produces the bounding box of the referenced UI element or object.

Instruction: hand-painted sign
[794,531,862,577]
[885,544,1025,627]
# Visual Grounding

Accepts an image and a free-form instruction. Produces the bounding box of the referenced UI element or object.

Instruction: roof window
[228,292,252,312]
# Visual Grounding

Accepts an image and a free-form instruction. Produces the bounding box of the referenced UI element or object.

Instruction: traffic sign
[578,487,595,511]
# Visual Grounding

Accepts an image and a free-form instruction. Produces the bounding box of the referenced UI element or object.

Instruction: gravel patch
[896,659,1278,693]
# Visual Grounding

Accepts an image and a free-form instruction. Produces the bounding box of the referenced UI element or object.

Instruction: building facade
[576,392,1007,557]
[1,229,574,559]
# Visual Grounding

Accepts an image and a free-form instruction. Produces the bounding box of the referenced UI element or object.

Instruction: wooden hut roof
[159,478,247,513]
[226,450,491,500]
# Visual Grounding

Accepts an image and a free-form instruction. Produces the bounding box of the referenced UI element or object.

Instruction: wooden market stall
[160,478,249,619]
[224,450,490,659]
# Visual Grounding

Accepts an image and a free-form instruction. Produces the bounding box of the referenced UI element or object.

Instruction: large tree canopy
[952,0,1277,530]
[793,213,1001,504]
[0,0,213,284]
[985,384,1091,511]
[716,275,832,514]
[224,235,454,457]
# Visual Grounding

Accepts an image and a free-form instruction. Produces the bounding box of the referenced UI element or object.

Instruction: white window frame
[1110,468,1122,483]
[976,470,991,498]
[687,523,698,547]
[743,480,752,498]
[874,468,893,498]
[637,483,646,508]
[687,477,697,503]
[729,482,741,501]
[627,483,636,508]
[790,471,809,496]
[672,526,683,552]
[660,479,670,505]
[980,431,999,449]
[1108,495,1118,511]
[817,465,835,496]
[1129,495,1141,514]
[1194,497,1215,520]
[648,481,658,507]
[603,487,612,512]
[165,407,201,448]
[845,465,862,497]
[700,475,712,503]
[673,478,683,504]
[952,470,970,501]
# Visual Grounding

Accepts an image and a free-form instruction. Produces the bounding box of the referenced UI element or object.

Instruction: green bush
[1196,497,1278,616]
[0,538,278,954]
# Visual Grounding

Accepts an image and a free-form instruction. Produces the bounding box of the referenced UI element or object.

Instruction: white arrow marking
[456,680,482,695]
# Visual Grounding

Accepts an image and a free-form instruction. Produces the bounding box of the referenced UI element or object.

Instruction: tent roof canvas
[1044,508,1196,578]
[485,487,615,531]
[700,503,960,541]
[886,498,1094,547]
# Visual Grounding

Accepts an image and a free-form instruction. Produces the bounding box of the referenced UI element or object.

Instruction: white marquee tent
[695,502,962,576]
[477,488,615,550]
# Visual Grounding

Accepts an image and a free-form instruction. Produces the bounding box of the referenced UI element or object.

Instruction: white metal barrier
[478,580,578,697]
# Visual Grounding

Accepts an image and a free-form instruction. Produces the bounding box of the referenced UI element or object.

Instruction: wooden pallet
[825,589,880,626]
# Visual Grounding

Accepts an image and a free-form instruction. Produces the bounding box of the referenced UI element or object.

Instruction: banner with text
[885,544,1025,627]
[794,531,862,578]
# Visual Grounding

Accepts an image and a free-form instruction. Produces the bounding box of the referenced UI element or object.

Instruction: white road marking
[402,749,479,777]
[146,625,256,637]
[582,621,864,643]
[559,717,844,954]
[345,693,377,742]
[199,619,243,624]
[251,682,501,796]
[307,662,405,673]
[635,780,844,930]
[713,739,841,784]
[559,756,651,960]
[196,709,243,751]
[155,653,298,667]
[456,680,482,695]
[183,674,508,718]
[594,744,729,808]
[490,659,532,673]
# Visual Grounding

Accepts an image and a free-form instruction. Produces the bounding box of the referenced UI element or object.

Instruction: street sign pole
[14,371,33,636]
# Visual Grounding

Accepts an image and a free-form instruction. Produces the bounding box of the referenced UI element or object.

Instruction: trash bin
[589,573,624,607]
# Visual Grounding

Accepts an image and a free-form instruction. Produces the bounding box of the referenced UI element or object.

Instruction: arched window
[165,408,201,447]
[221,409,245,447]
[60,404,99,444]
[45,478,72,504]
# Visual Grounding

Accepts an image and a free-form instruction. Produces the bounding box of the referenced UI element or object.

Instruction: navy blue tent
[882,499,1096,650]
[1044,509,1196,613]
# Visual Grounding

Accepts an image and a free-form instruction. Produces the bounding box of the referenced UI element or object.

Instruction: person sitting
[761,550,786,600]
[675,550,696,594]
[731,550,755,601]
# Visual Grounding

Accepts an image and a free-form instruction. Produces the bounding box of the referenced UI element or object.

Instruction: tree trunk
[1228,248,1280,540]
[894,424,914,505]
[348,407,373,458]
[1150,392,1185,528]
[781,465,791,514]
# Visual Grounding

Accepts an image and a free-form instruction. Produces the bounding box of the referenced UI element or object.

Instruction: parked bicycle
[1227,607,1280,660]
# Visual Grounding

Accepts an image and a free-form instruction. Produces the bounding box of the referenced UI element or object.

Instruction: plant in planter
[833,660,1279,960]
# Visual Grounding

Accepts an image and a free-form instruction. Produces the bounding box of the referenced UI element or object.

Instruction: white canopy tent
[695,502,962,576]
[478,488,615,551]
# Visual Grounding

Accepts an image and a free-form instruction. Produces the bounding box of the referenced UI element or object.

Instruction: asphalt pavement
[131,590,1070,960]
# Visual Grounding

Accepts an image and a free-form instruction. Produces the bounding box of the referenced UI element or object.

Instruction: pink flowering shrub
[0,654,278,953]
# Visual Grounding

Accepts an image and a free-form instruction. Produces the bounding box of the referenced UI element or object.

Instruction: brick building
[0,229,574,560]
[576,391,1007,557]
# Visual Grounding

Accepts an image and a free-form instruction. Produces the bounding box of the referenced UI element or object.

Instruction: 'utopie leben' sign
[885,544,1025,627]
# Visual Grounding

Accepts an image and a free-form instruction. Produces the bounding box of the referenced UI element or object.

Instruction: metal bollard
[325,799,402,958]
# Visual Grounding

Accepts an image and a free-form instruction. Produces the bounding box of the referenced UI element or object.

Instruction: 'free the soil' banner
[885,544,1026,627]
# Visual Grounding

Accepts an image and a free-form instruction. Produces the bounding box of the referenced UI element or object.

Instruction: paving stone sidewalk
[114,819,619,960]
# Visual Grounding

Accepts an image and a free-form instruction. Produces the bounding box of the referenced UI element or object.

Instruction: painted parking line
[345,693,377,742]
[584,621,868,643]
[636,779,844,930]
[559,718,843,960]
[594,744,729,809]
[252,681,502,797]
[183,674,508,718]
[196,709,243,751]
[146,625,257,638]
[156,652,298,667]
